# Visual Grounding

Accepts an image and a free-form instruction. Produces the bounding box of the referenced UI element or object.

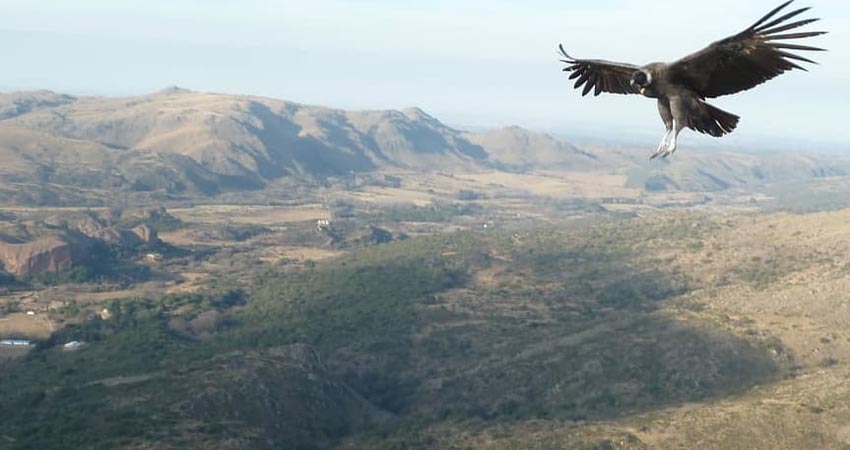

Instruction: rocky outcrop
[131,224,159,245]
[45,211,160,248]
[0,236,89,276]
[0,209,163,277]
[87,224,157,248]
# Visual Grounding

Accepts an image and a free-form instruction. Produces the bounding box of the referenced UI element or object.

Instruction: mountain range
[0,88,600,201]
[0,88,848,205]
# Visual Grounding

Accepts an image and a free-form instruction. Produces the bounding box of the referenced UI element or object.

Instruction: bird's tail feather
[695,102,740,137]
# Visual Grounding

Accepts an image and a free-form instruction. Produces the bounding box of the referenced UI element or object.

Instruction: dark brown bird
[559,0,827,158]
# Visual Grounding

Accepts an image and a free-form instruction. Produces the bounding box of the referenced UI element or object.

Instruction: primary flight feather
[559,0,827,159]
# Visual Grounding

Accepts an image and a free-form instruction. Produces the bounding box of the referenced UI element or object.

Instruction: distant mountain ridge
[463,125,607,171]
[0,88,848,205]
[0,89,602,203]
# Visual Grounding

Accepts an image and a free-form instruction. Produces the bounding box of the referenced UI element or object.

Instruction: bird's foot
[660,138,678,158]
[650,138,669,160]
[652,122,679,160]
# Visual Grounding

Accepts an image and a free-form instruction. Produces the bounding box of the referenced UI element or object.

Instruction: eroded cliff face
[0,237,79,276]
[0,209,164,277]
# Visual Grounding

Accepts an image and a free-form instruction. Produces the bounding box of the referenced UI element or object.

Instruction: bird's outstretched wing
[559,44,640,97]
[669,0,826,99]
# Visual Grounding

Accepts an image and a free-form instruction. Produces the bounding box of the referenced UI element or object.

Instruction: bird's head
[630,70,653,95]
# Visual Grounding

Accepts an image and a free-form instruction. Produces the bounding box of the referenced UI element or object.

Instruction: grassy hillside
[0,212,806,449]
[0,89,530,205]
[462,126,606,171]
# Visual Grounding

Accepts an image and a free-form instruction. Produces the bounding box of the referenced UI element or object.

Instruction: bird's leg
[650,128,673,159]
[662,120,684,158]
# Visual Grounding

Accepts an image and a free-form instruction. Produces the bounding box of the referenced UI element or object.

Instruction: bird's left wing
[668,0,826,99]
[559,44,641,96]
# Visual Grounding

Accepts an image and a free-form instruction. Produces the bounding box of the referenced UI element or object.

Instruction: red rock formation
[0,210,162,277]
[0,237,75,276]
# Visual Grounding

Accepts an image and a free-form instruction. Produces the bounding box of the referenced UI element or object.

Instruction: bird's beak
[639,87,646,95]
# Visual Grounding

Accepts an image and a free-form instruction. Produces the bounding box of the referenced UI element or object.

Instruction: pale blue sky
[0,0,847,145]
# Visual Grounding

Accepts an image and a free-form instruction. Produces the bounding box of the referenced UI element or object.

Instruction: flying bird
[559,0,827,159]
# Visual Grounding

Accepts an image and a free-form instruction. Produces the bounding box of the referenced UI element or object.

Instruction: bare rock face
[0,208,163,277]
[130,224,158,245]
[0,237,79,276]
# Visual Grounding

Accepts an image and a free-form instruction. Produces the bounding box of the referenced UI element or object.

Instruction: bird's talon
[650,142,668,159]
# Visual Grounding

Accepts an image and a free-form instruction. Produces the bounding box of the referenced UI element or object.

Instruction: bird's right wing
[559,44,641,96]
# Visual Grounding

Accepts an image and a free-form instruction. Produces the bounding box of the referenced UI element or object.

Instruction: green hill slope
[0,215,790,449]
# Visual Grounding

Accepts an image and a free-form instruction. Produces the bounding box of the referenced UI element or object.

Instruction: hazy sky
[0,0,847,145]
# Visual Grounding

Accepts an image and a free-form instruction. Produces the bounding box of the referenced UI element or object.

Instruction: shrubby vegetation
[0,219,784,450]
[24,266,95,285]
[366,202,483,223]
[0,261,19,286]
[457,189,485,201]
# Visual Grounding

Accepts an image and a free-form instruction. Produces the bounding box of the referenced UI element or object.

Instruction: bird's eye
[632,71,652,87]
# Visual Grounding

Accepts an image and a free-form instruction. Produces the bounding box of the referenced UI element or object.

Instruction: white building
[0,339,32,346]
[64,341,83,350]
